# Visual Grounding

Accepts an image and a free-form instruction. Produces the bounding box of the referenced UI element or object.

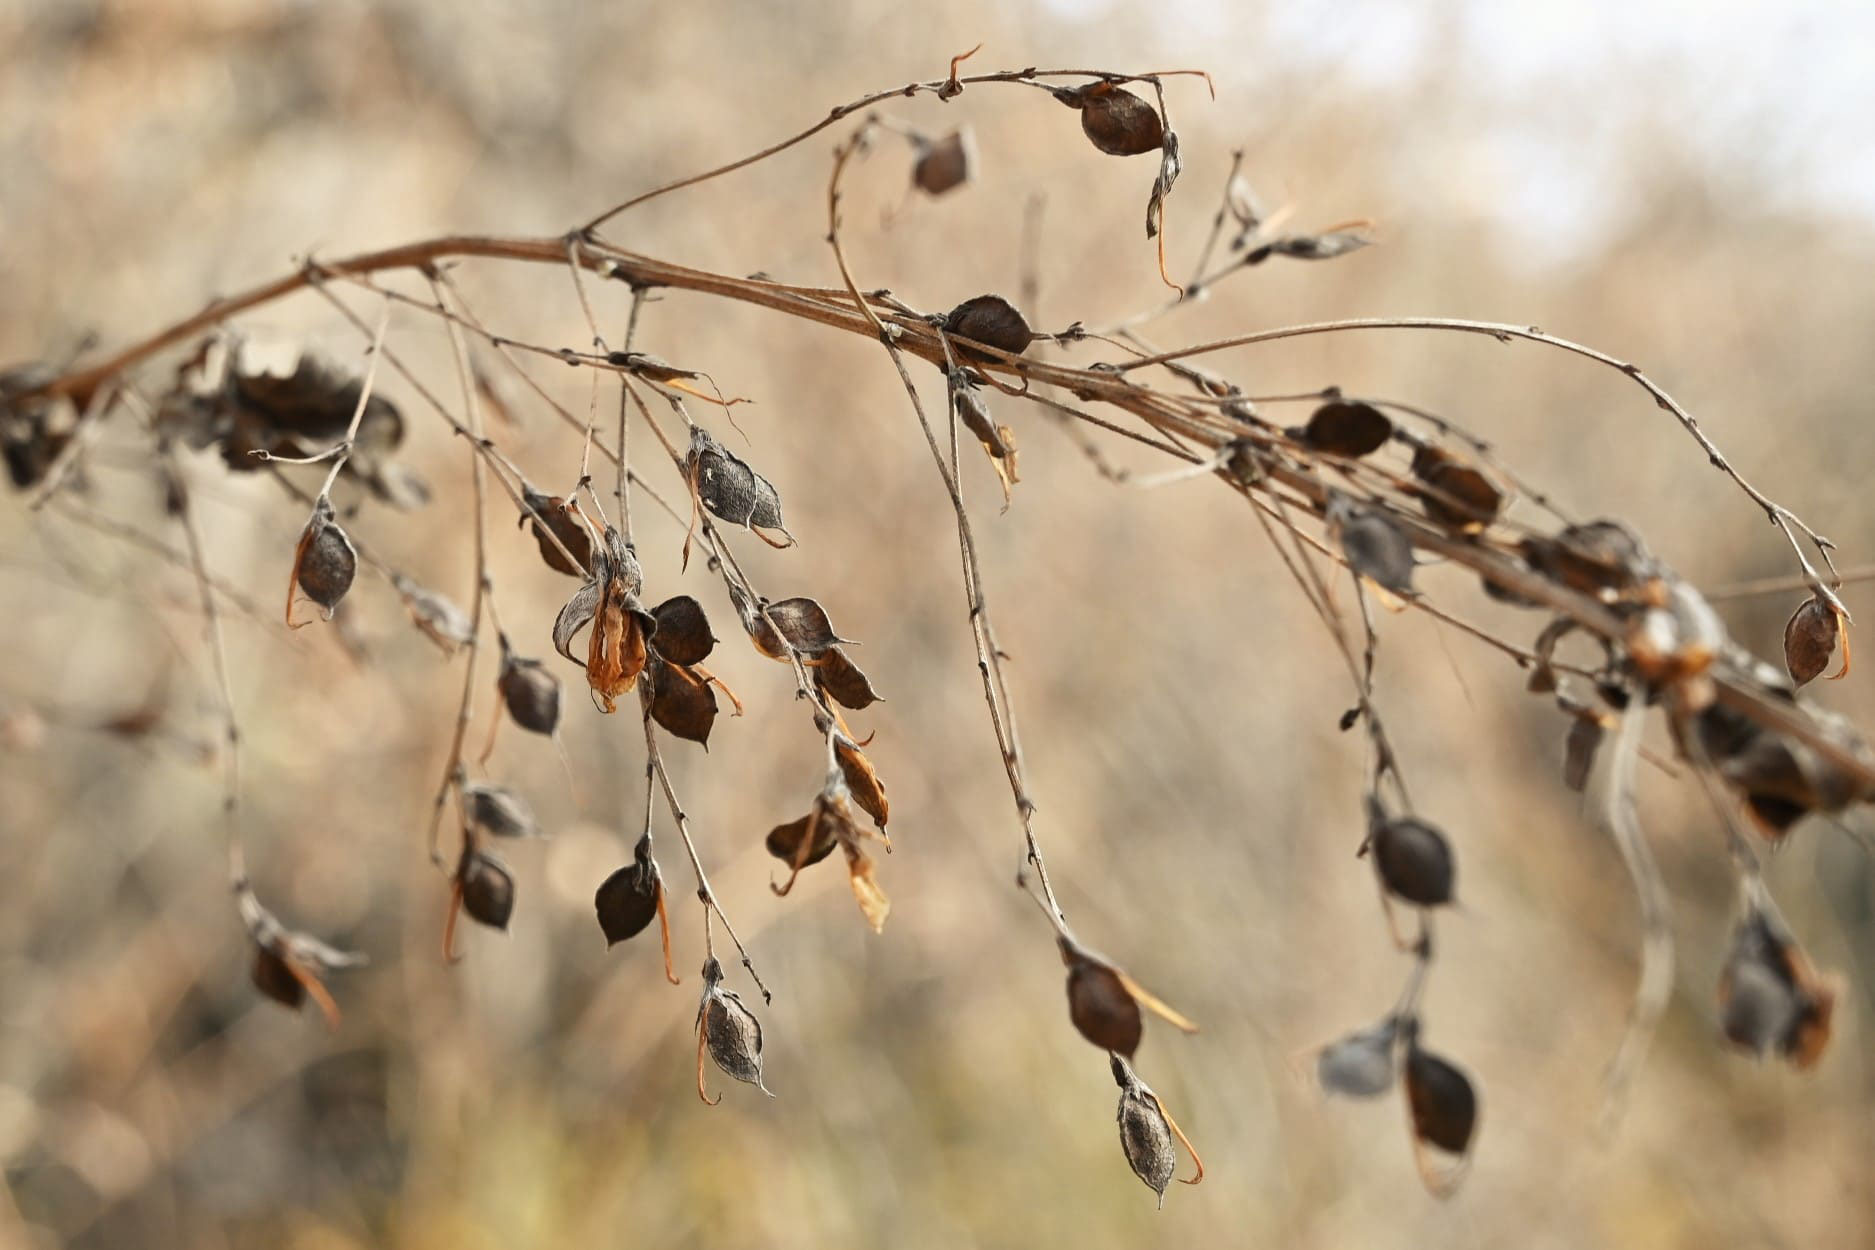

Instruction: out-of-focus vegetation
[3,2,1873,1247]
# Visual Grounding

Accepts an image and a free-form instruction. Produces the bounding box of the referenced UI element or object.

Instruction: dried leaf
[844,841,891,934]
[943,295,1033,359]
[650,595,716,666]
[1369,815,1456,907]
[289,496,356,623]
[1295,400,1393,458]
[552,578,603,666]
[766,811,839,883]
[594,834,664,946]
[647,654,718,746]
[1784,597,1840,687]
[464,782,541,839]
[1053,82,1164,156]
[1412,446,1504,532]
[1316,1019,1400,1098]
[813,646,882,710]
[912,127,975,195]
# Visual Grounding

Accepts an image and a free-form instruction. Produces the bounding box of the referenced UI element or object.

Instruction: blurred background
[3,0,1874,1246]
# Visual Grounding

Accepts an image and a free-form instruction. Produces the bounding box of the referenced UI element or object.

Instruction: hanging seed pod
[813,646,882,710]
[1316,1018,1400,1098]
[766,810,840,878]
[1329,499,1415,597]
[1563,713,1605,793]
[951,375,1020,507]
[1405,1041,1479,1157]
[497,640,562,736]
[394,575,475,653]
[648,595,715,666]
[696,957,771,1103]
[1783,596,1842,687]
[1053,82,1164,156]
[289,496,357,623]
[236,876,365,1029]
[520,485,594,576]
[687,426,791,538]
[251,945,307,1011]
[1520,519,1651,599]
[464,782,541,839]
[606,351,698,382]
[594,833,665,946]
[742,595,850,660]
[458,848,515,930]
[911,127,975,195]
[943,295,1033,359]
[646,653,718,746]
[1717,901,1838,1068]
[1248,229,1373,263]
[1412,445,1504,532]
[1295,400,1392,458]
[1112,1056,1176,1206]
[1368,814,1456,907]
[1062,942,1143,1057]
[835,737,889,829]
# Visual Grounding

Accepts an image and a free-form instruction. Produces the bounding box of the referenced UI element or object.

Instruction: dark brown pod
[647,654,718,747]
[1519,520,1650,598]
[1055,82,1164,156]
[912,128,974,195]
[251,945,306,1011]
[688,427,789,536]
[1412,445,1504,532]
[1064,944,1143,1057]
[464,782,541,839]
[292,497,356,619]
[765,812,839,873]
[594,835,663,946]
[835,738,889,830]
[1783,597,1840,687]
[520,486,593,577]
[459,850,515,930]
[943,295,1033,358]
[649,595,715,666]
[1369,816,1455,907]
[1405,1044,1478,1155]
[744,596,848,660]
[1718,903,1839,1068]
[696,957,770,1100]
[813,646,882,710]
[498,643,563,736]
[1296,401,1392,458]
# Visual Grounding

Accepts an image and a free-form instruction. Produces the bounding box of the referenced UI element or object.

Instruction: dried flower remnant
[237,877,365,1030]
[911,127,975,195]
[519,484,594,576]
[1315,1018,1400,1098]
[1052,82,1164,156]
[464,782,541,839]
[1060,938,1197,1057]
[942,295,1033,360]
[696,957,771,1104]
[1784,596,1847,687]
[554,527,655,712]
[685,426,793,551]
[1110,1055,1203,1207]
[1717,899,1838,1068]
[497,638,563,736]
[1293,400,1393,459]
[287,496,357,625]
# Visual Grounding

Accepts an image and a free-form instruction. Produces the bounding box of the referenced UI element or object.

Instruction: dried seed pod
[1053,82,1164,156]
[1062,942,1143,1057]
[1295,400,1393,458]
[1784,597,1841,687]
[1332,502,1415,597]
[1563,714,1605,793]
[951,376,1020,507]
[912,127,975,195]
[1247,230,1372,263]
[1520,520,1651,599]
[844,840,891,934]
[458,849,515,930]
[1717,901,1838,1068]
[649,595,715,666]
[251,945,308,1011]
[1144,130,1181,248]
[835,737,889,829]
[943,295,1033,359]
[290,497,357,622]
[1412,445,1504,532]
[497,641,562,735]
[1405,1042,1479,1157]
[1113,1057,1176,1206]
[744,596,849,660]
[605,351,697,382]
[1369,815,1456,907]
[520,485,594,577]
[236,876,365,1028]
[687,426,790,537]
[1316,1018,1400,1098]
[765,811,840,876]
[394,575,474,653]
[813,646,882,710]
[696,957,770,1102]
[646,653,718,746]
[594,834,664,946]
[464,782,541,839]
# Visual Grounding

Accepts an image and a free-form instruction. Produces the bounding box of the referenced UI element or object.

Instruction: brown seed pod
[236,876,364,1028]
[696,957,770,1103]
[943,295,1033,359]
[1405,1041,1479,1157]
[1315,1018,1400,1099]
[765,811,840,879]
[1411,445,1504,532]
[458,849,515,931]
[289,496,356,623]
[835,737,889,830]
[649,595,715,666]
[687,426,790,538]
[912,128,975,195]
[1114,1063,1176,1205]
[844,839,891,934]
[1368,815,1456,907]
[250,945,307,1012]
[1717,901,1839,1068]
[1520,519,1651,599]
[743,595,850,660]
[520,485,594,577]
[1053,82,1164,156]
[1063,943,1143,1057]
[594,834,664,947]
[1783,596,1842,687]
[1295,400,1393,458]
[464,782,540,839]
[951,375,1020,508]
[497,641,562,736]
[646,653,718,747]
[813,646,882,711]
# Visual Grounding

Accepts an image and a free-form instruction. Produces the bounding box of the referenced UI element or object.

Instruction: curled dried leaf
[813,646,882,710]
[1295,400,1392,458]
[912,127,975,195]
[1054,82,1164,156]
[943,295,1033,359]
[1316,1018,1400,1098]
[588,584,654,713]
[1784,597,1841,687]
[766,811,840,890]
[289,496,356,624]
[236,877,364,1029]
[464,782,541,839]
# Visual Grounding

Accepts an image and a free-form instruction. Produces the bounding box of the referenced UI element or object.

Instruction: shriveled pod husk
[1053,82,1164,156]
[942,295,1033,360]
[289,496,356,623]
[686,426,791,542]
[497,639,562,735]
[1315,1017,1401,1098]
[1411,445,1504,532]
[458,848,515,930]
[695,957,771,1103]
[1717,898,1838,1068]
[1293,400,1392,458]
[1783,595,1846,687]
[464,782,541,839]
[911,127,975,195]
[519,485,594,577]
[1109,1054,1203,1207]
